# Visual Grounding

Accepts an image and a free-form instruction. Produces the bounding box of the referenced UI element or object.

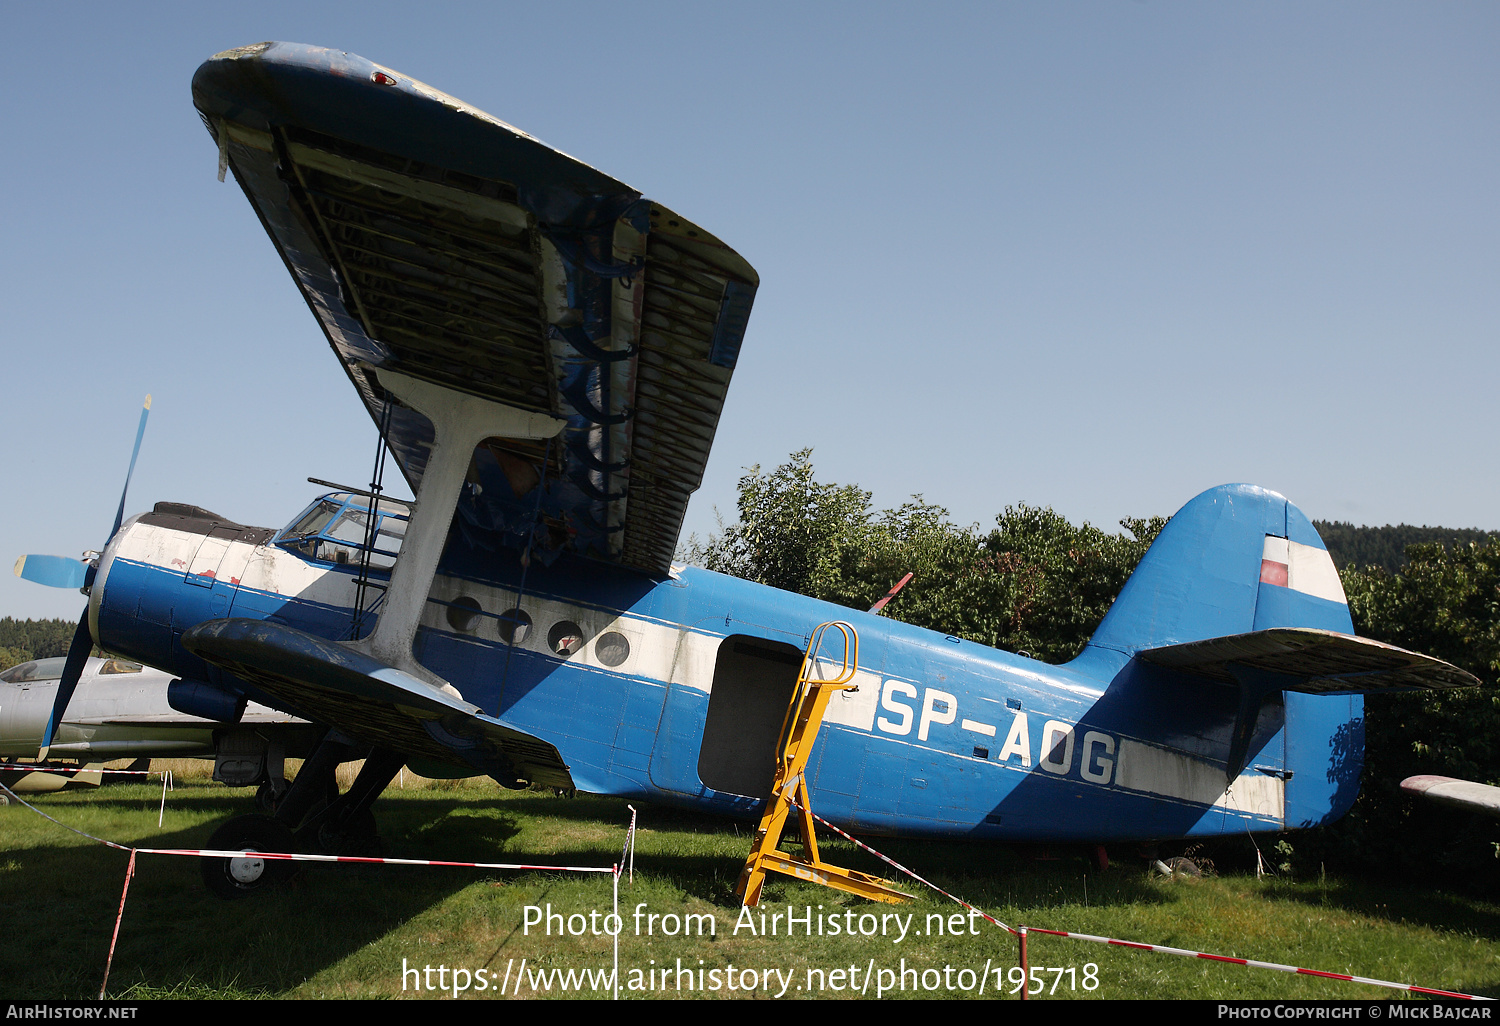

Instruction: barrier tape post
[612,864,620,1001]
[100,848,136,999]
[623,805,638,884]
[1018,927,1029,1002]
[158,770,172,828]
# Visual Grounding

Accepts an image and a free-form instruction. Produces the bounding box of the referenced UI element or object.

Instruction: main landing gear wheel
[201,815,298,900]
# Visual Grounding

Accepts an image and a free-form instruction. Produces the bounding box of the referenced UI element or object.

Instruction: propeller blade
[42,610,94,750]
[110,394,152,538]
[13,554,87,590]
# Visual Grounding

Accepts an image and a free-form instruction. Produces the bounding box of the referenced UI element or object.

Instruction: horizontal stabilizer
[1138,628,1478,694]
[182,619,572,789]
[1401,775,1500,819]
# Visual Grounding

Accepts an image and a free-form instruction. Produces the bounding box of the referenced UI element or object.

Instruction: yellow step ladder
[734,621,913,907]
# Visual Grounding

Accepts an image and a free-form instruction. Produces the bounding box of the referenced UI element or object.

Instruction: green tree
[687,449,875,598]
[1305,540,1500,883]
[687,451,1162,662]
[973,507,1165,662]
[0,619,78,662]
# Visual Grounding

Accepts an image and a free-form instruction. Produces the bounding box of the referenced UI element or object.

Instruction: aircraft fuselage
[89,491,1361,842]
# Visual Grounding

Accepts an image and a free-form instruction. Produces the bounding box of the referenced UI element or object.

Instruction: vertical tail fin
[1067,483,1363,828]
[1071,483,1353,678]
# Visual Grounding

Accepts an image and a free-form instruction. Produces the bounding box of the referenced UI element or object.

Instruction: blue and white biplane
[18,43,1477,897]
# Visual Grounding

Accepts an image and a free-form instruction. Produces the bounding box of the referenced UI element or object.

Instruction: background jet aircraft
[17,43,1478,898]
[0,653,315,797]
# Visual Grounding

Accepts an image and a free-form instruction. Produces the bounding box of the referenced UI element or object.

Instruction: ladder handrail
[774,621,858,775]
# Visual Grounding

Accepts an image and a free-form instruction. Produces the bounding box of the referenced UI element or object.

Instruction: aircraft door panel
[685,635,805,800]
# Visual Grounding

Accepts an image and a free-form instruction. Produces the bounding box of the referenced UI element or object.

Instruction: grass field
[2,770,1497,1000]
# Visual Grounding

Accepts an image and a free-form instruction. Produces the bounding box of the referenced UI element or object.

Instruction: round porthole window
[447,596,482,632]
[548,620,585,656]
[595,631,630,667]
[497,608,532,645]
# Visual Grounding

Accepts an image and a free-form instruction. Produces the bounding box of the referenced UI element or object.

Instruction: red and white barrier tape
[792,799,1487,1001]
[1025,925,1486,999]
[0,780,613,873]
[1,764,162,775]
[140,846,614,873]
[787,798,1013,933]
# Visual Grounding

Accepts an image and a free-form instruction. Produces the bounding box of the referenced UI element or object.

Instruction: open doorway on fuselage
[698,635,805,798]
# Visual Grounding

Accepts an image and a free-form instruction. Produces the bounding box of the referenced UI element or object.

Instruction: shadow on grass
[1258,875,1500,943]
[0,783,1184,998]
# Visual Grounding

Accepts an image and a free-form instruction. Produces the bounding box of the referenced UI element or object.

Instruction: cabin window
[0,658,67,684]
[548,621,585,656]
[595,631,630,667]
[498,608,531,645]
[447,596,483,632]
[98,660,143,674]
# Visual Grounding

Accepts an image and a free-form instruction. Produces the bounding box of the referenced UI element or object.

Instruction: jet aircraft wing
[1137,628,1478,694]
[192,42,758,575]
[183,618,573,789]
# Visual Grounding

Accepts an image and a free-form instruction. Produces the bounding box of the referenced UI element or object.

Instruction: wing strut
[353,369,565,695]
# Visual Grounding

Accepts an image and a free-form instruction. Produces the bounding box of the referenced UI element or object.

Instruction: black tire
[302,807,380,858]
[1164,856,1202,878]
[254,778,289,814]
[200,815,298,900]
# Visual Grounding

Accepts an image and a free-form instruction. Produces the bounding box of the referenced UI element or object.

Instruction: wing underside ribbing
[193,42,758,574]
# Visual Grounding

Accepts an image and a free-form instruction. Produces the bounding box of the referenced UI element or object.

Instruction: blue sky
[4,3,1498,620]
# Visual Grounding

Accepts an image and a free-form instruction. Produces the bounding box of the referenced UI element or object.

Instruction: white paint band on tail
[1260,536,1347,605]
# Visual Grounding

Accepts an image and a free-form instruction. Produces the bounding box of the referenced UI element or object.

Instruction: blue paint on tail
[1066,484,1362,830]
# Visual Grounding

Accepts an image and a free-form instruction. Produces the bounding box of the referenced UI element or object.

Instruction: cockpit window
[0,657,67,684]
[275,493,411,570]
[98,659,143,675]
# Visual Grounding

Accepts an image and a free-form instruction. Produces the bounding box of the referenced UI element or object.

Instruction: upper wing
[192,43,757,574]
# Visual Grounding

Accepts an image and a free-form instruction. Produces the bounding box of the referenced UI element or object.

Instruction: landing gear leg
[271,731,353,831]
[296,748,405,856]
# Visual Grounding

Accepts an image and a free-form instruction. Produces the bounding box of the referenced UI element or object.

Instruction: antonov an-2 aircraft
[19,43,1477,898]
